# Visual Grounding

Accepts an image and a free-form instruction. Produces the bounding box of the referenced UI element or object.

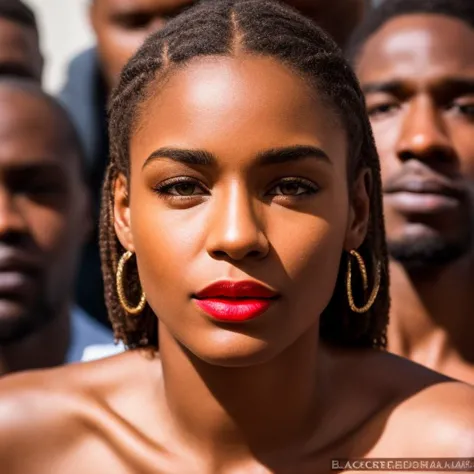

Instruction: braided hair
[101,0,390,350]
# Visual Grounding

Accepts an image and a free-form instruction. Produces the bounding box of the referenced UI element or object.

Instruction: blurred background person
[349,0,474,384]
[0,77,113,375]
[60,0,367,328]
[0,0,42,81]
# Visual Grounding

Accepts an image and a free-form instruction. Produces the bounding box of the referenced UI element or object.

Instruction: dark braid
[101,0,390,350]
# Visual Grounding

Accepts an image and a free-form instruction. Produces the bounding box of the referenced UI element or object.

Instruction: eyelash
[153,177,207,200]
[267,177,319,199]
[152,176,319,201]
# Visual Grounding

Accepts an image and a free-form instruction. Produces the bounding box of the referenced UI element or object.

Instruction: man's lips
[384,178,463,215]
[193,280,279,322]
[0,249,40,296]
[384,192,460,214]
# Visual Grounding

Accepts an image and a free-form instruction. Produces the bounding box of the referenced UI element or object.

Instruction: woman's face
[115,56,370,365]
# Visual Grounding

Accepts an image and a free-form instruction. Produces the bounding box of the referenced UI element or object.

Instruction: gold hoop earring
[346,249,381,313]
[116,250,147,315]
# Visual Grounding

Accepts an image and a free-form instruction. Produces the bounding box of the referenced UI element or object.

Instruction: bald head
[0,78,84,172]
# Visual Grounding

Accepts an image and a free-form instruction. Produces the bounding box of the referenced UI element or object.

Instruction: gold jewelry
[116,250,146,315]
[346,249,381,313]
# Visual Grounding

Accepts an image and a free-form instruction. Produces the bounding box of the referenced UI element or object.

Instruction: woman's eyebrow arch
[142,144,331,170]
[256,145,331,165]
[143,148,216,169]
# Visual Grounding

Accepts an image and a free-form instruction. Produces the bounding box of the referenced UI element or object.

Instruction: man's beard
[0,296,55,346]
[388,232,470,272]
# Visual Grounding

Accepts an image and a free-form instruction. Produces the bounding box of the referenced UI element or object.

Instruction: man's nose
[396,96,456,166]
[0,189,27,238]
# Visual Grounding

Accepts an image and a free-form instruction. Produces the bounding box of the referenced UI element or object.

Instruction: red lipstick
[193,280,278,322]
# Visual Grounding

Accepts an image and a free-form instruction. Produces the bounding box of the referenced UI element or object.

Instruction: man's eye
[367,102,400,119]
[20,182,65,196]
[116,13,153,29]
[447,101,474,118]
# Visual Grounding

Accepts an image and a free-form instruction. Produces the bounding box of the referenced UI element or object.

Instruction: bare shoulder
[361,351,474,456]
[388,380,474,454]
[0,350,148,472]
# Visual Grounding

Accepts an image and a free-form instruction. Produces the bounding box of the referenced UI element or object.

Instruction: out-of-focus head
[282,0,365,47]
[90,0,198,88]
[90,0,365,89]
[0,0,43,81]
[350,0,474,270]
[100,0,389,363]
[0,78,89,345]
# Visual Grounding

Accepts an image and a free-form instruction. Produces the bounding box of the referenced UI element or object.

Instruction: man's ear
[344,168,372,251]
[114,173,135,252]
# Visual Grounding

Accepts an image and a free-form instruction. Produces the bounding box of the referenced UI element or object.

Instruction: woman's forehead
[131,55,346,168]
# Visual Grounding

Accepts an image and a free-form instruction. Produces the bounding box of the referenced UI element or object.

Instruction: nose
[206,184,270,262]
[396,96,455,165]
[0,188,27,239]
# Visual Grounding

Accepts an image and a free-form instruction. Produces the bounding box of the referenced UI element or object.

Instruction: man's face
[91,0,365,89]
[356,14,474,269]
[0,18,42,81]
[90,0,197,88]
[0,86,87,344]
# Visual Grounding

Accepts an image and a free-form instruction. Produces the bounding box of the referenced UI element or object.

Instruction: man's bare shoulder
[0,350,151,471]
[360,351,474,456]
[387,380,474,454]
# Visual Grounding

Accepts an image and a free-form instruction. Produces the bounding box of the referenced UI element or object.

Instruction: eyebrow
[0,62,36,80]
[5,162,65,176]
[362,80,407,95]
[256,145,330,166]
[143,145,331,169]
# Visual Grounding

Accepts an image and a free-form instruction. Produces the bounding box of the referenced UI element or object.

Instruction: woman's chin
[185,332,283,368]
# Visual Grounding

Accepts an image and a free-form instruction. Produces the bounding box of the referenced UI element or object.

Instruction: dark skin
[0,82,89,375]
[356,14,474,384]
[0,18,42,81]
[90,0,365,89]
[0,57,472,473]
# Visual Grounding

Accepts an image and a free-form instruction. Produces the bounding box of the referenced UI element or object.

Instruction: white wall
[23,0,94,93]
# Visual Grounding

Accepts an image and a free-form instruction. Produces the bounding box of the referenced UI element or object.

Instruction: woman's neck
[158,322,326,462]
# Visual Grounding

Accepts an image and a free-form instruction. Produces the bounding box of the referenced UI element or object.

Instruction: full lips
[0,270,37,296]
[384,192,460,214]
[194,298,274,322]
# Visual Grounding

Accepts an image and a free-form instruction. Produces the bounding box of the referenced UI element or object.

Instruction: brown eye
[367,102,400,119]
[153,177,208,198]
[173,183,198,196]
[446,101,474,119]
[267,178,319,198]
[279,182,303,196]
